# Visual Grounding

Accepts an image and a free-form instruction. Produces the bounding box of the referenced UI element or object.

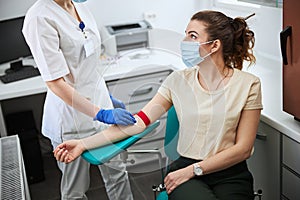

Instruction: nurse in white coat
[22,0,135,199]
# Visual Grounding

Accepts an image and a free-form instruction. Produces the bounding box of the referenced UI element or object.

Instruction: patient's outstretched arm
[54,93,172,163]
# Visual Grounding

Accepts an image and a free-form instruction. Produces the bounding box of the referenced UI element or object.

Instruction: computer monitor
[0,16,32,69]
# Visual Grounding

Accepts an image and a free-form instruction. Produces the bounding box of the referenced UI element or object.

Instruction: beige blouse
[158,67,263,160]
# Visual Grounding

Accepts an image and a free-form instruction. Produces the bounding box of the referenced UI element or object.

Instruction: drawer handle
[130,86,153,96]
[256,132,267,141]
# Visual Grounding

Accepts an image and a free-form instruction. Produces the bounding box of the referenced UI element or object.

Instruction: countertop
[0,49,184,101]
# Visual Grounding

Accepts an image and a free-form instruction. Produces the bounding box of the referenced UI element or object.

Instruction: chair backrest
[164,106,180,161]
[154,107,180,200]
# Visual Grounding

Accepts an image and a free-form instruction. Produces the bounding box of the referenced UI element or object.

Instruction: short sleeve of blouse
[157,71,177,103]
[244,77,263,110]
[23,16,69,81]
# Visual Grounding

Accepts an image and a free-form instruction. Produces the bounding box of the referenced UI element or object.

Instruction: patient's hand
[53,140,85,163]
[164,165,194,194]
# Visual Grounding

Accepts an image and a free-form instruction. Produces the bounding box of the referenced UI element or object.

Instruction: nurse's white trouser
[52,141,134,200]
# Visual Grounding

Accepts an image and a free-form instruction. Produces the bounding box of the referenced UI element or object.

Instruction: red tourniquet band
[136,110,151,126]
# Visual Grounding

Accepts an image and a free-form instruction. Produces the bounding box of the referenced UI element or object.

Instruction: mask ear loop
[209,39,220,55]
[199,40,215,58]
[200,40,214,45]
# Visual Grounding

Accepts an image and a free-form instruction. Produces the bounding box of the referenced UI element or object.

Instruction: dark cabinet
[247,121,280,200]
[282,135,300,200]
[281,0,300,120]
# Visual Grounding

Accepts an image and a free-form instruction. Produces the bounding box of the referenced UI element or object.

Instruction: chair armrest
[81,120,160,165]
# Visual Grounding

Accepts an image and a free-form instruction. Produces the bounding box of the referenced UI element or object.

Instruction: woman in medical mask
[54,10,262,200]
[22,0,135,199]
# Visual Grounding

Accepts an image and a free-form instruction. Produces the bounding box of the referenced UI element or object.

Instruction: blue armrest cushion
[81,120,160,165]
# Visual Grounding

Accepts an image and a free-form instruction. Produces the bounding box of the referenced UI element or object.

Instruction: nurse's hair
[191,10,255,70]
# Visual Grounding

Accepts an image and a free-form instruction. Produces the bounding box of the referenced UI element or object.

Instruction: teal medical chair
[151,106,179,200]
[82,106,262,200]
[80,107,177,199]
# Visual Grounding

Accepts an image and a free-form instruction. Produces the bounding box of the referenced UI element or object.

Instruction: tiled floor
[29,153,162,200]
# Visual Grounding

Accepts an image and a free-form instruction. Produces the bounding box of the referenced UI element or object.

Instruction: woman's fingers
[56,148,65,161]
[164,175,173,193]
[53,143,66,154]
[164,171,183,194]
[54,147,69,163]
[165,181,177,194]
[60,149,69,162]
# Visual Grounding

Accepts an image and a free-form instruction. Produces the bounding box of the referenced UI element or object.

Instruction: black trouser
[167,157,254,200]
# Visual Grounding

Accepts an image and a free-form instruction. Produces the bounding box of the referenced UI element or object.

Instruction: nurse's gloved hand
[94,108,136,126]
[110,94,126,109]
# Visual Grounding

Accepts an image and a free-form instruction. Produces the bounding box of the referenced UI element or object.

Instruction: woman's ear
[211,39,221,53]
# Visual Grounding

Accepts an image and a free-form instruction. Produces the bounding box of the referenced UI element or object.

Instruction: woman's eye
[190,35,197,40]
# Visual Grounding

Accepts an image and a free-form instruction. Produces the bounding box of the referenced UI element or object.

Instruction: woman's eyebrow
[187,30,199,35]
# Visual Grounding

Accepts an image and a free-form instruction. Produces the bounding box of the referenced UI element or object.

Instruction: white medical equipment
[100,20,152,56]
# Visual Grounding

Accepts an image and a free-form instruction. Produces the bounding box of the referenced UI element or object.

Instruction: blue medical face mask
[72,0,87,3]
[180,40,213,68]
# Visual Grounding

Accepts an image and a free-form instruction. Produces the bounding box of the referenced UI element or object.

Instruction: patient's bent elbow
[243,149,252,160]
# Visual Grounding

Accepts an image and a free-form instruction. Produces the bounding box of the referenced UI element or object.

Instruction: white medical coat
[22,0,112,143]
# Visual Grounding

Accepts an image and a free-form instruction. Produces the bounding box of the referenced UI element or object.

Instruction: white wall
[0,0,282,60]
[0,0,36,20]
[86,0,201,34]
[254,6,282,60]
[210,1,283,61]
[0,0,202,34]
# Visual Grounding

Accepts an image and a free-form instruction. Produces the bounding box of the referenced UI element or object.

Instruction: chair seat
[81,120,160,165]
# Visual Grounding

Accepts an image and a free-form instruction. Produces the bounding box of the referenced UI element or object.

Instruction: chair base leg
[254,189,262,200]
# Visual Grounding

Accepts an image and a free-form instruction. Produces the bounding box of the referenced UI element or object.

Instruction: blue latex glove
[95,108,136,126]
[110,94,126,109]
